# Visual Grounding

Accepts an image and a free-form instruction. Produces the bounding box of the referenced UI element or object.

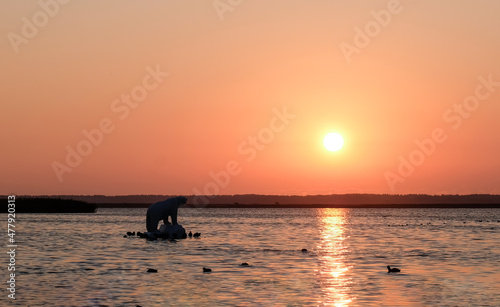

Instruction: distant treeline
[4,194,500,208]
[6,197,97,213]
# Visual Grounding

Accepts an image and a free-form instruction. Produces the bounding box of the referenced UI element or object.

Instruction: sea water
[3,208,500,306]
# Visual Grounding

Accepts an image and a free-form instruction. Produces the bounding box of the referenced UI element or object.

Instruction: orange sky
[1,0,500,195]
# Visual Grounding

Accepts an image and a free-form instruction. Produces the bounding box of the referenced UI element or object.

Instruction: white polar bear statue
[146,196,187,232]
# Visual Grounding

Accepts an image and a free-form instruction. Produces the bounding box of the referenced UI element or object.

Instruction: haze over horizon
[2,1,500,196]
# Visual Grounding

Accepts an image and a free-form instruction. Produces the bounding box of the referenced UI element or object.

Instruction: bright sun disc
[323,132,344,152]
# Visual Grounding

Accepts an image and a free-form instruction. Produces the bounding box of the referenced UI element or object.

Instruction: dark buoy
[241,262,249,266]
[193,232,201,238]
[387,266,400,273]
[301,249,308,252]
[127,231,135,236]
[188,231,193,237]
[203,267,212,272]
[147,268,157,273]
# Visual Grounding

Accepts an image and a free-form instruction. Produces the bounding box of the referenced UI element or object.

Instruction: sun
[323,132,344,152]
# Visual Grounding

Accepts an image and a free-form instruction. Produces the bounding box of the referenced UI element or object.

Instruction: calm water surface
[3,208,500,306]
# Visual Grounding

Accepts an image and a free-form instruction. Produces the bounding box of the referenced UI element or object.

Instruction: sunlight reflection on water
[316,209,353,306]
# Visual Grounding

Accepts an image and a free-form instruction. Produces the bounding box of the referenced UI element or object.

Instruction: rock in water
[146,233,157,241]
[159,224,187,239]
[147,268,157,273]
[141,225,187,241]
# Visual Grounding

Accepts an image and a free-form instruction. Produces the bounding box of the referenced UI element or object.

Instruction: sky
[1,0,500,196]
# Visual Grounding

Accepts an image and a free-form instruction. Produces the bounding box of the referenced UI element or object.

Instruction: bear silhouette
[146,196,187,232]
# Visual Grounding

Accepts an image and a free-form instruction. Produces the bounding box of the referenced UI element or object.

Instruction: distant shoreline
[5,193,500,205]
[4,194,500,211]
[96,203,500,209]
[9,197,97,213]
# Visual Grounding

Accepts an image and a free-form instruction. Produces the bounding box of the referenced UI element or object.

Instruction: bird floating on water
[203,267,212,272]
[387,266,400,273]
[241,262,249,266]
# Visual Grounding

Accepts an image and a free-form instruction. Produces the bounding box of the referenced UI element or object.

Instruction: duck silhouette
[387,266,400,273]
[188,231,193,237]
[203,267,212,272]
[193,232,201,238]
